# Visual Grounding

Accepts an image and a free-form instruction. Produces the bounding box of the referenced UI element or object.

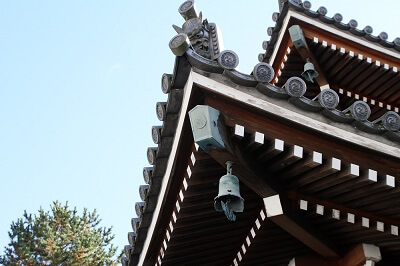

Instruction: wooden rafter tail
[191,113,340,258]
[289,243,381,266]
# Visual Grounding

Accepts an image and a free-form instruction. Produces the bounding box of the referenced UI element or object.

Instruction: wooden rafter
[289,191,400,228]
[289,244,382,266]
[202,91,400,177]
[205,120,340,258]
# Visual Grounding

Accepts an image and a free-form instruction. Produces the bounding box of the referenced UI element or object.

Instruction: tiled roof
[122,58,187,265]
[261,0,400,63]
[186,51,400,140]
[122,1,400,264]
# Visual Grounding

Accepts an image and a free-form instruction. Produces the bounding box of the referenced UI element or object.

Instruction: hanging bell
[301,58,319,83]
[214,161,244,221]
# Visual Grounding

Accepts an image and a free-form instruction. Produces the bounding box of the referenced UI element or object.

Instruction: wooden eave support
[262,194,338,258]
[289,191,400,228]
[289,243,381,266]
[204,122,340,258]
[289,24,330,89]
[340,244,381,266]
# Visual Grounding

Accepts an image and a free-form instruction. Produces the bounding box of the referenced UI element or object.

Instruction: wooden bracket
[289,244,381,266]
[340,244,381,266]
[204,114,340,258]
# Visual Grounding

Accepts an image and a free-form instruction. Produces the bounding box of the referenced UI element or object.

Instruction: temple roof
[123,1,400,265]
[260,0,400,122]
[262,0,400,64]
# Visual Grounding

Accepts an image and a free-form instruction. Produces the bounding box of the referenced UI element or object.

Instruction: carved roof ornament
[373,111,400,132]
[278,0,288,12]
[253,63,275,83]
[317,89,339,110]
[343,101,371,121]
[283,77,307,98]
[169,0,221,59]
[382,111,400,132]
[169,33,190,56]
[165,0,400,145]
[218,50,239,70]
[179,0,198,20]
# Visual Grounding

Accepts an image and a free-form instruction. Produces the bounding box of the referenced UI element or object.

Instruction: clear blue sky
[1,0,399,258]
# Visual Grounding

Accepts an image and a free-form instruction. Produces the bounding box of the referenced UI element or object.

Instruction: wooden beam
[257,138,284,162]
[227,208,269,265]
[289,157,341,189]
[200,75,400,166]
[339,244,381,266]
[289,244,381,266]
[312,169,377,198]
[267,145,303,173]
[263,195,338,258]
[302,163,359,194]
[244,131,265,153]
[281,151,322,180]
[204,122,340,258]
[289,192,400,227]
[298,18,400,69]
[289,254,337,266]
[233,124,245,139]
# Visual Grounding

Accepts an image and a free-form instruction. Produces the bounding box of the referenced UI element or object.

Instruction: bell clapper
[221,197,236,221]
[214,161,244,222]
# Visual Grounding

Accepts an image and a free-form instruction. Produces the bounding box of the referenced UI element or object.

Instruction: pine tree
[0,201,120,266]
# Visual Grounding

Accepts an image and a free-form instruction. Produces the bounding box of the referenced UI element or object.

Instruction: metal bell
[214,161,244,221]
[301,58,319,83]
